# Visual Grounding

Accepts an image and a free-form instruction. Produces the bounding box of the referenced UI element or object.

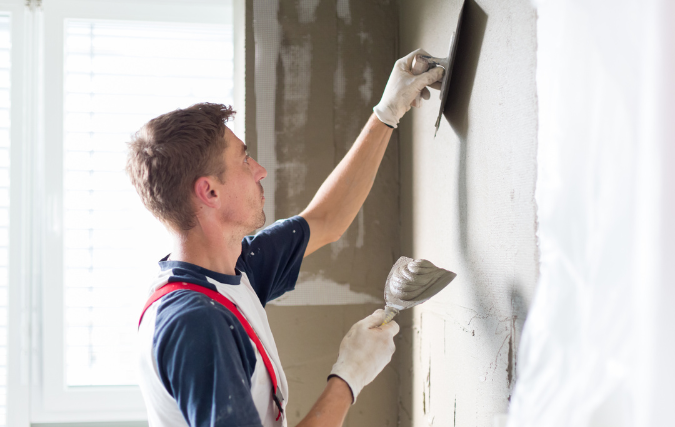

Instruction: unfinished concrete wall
[398,0,539,426]
[245,1,400,426]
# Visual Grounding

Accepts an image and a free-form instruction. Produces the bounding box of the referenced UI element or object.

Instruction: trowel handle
[381,306,400,325]
[411,54,447,76]
[411,55,430,76]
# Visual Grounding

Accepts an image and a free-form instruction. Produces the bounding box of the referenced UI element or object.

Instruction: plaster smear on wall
[280,40,311,132]
[253,0,280,224]
[269,272,382,306]
[336,0,351,24]
[275,161,307,198]
[334,54,346,104]
[359,64,373,105]
[330,207,364,259]
[297,0,321,23]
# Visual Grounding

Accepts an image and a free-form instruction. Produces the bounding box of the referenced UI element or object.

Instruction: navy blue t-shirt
[149,216,310,427]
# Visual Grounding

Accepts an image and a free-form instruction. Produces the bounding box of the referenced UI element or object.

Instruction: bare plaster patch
[334,54,346,104]
[356,208,365,248]
[337,0,351,25]
[276,161,308,198]
[330,234,349,260]
[359,63,374,105]
[280,39,312,132]
[253,0,281,224]
[297,0,321,24]
[357,30,371,45]
[269,272,382,305]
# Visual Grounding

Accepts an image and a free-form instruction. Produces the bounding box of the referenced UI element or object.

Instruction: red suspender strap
[139,282,284,420]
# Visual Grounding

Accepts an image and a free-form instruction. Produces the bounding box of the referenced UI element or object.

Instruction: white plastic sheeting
[508,0,675,426]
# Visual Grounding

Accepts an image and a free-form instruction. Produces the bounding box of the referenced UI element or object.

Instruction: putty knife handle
[381,306,400,325]
[412,54,448,76]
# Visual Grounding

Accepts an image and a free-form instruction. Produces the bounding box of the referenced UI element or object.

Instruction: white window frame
[1,0,247,424]
[2,2,31,427]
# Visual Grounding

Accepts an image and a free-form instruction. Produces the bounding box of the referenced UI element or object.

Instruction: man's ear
[194,177,220,208]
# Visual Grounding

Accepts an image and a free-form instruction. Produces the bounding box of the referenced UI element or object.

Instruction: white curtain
[508,0,675,426]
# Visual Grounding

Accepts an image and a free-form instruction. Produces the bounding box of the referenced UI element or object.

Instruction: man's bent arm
[298,310,399,427]
[300,113,392,256]
[296,377,352,427]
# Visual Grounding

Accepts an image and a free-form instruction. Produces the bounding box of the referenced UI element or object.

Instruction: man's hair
[126,102,236,232]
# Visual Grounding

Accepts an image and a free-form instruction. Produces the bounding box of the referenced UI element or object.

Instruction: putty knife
[381,256,457,324]
[411,0,465,137]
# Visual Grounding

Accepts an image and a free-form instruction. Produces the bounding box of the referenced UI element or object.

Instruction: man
[129,49,442,427]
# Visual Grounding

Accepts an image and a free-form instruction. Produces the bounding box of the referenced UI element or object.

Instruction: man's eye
[244,155,250,164]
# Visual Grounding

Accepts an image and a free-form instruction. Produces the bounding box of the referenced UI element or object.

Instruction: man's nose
[252,158,267,181]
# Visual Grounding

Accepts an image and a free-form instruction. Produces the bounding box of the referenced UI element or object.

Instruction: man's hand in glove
[329,309,400,403]
[373,48,444,128]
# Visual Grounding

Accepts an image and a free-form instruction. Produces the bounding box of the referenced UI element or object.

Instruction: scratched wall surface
[398,0,539,426]
[245,1,401,426]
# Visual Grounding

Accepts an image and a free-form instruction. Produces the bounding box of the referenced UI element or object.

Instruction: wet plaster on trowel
[383,256,457,322]
[398,0,539,426]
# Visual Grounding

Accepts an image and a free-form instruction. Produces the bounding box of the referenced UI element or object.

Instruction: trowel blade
[434,1,465,137]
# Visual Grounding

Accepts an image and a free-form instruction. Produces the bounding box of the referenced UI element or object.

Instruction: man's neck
[170,224,244,276]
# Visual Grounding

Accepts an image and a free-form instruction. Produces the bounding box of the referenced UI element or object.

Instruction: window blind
[63,19,233,387]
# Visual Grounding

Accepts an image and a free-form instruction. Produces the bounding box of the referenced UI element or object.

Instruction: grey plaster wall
[245,0,538,425]
[245,1,401,426]
[269,0,400,298]
[246,1,399,298]
[397,0,539,426]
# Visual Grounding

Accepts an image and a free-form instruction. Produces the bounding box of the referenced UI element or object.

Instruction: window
[0,0,243,424]
[62,18,233,388]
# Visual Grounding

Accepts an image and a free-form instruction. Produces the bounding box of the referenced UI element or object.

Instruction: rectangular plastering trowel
[410,0,465,137]
[381,257,457,324]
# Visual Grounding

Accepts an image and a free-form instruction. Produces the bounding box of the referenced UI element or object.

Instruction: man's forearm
[296,377,353,427]
[300,113,393,256]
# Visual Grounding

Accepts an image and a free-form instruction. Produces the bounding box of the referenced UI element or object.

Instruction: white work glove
[329,309,400,403]
[373,49,444,128]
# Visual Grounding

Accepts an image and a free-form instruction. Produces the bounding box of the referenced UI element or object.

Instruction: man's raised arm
[300,49,443,257]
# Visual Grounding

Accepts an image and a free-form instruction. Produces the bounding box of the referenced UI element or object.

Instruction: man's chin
[252,211,266,231]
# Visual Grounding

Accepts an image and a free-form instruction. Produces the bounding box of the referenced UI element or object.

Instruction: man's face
[216,128,267,233]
